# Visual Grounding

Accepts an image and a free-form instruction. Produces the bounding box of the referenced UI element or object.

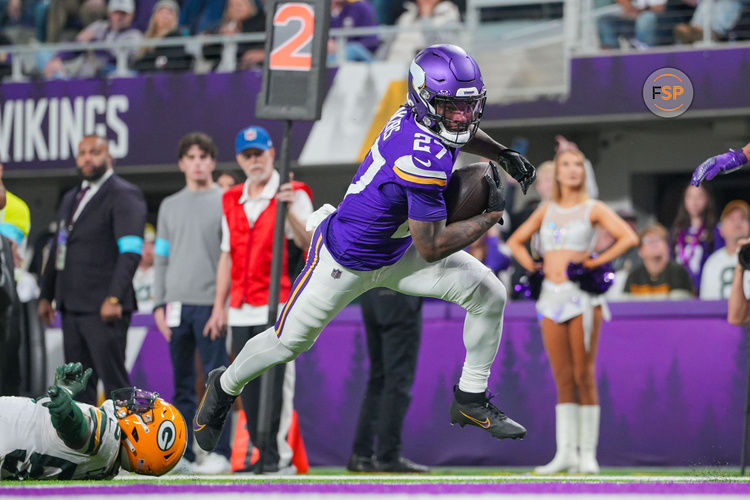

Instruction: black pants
[61,311,131,405]
[0,309,18,396]
[352,288,422,462]
[169,305,231,461]
[232,325,289,468]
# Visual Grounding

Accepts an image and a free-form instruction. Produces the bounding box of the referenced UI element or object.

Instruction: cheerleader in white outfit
[507,150,638,474]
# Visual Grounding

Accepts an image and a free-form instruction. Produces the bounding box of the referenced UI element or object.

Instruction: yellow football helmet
[112,387,187,476]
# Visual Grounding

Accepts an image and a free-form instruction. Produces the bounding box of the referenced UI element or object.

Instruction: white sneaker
[192,453,231,474]
[167,456,194,475]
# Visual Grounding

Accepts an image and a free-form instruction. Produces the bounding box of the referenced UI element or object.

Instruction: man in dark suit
[38,135,147,405]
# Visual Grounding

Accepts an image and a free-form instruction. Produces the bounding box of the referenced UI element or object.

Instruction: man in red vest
[203,126,313,474]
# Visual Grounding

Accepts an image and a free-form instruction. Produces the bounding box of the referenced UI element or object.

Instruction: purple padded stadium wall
[129,299,747,467]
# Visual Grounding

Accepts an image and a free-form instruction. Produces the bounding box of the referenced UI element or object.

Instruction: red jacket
[222,180,313,309]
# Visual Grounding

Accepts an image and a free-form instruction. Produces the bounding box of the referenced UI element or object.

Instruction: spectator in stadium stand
[179,0,222,34]
[38,135,147,406]
[42,0,143,79]
[673,0,742,42]
[0,0,39,39]
[507,148,638,475]
[131,0,193,73]
[670,184,723,293]
[596,0,665,49]
[622,223,693,300]
[215,171,240,192]
[44,0,106,43]
[651,0,696,45]
[132,223,155,313]
[699,200,750,300]
[152,132,232,475]
[202,126,313,474]
[0,33,12,80]
[385,0,461,63]
[201,0,265,71]
[328,0,379,62]
[726,234,750,325]
[371,0,405,24]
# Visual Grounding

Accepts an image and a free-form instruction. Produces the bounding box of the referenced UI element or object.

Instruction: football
[444,162,492,224]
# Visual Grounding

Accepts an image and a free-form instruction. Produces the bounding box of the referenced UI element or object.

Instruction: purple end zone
[3,481,750,496]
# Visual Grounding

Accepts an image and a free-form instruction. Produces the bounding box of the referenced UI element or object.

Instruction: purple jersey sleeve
[406,187,447,222]
[391,140,455,192]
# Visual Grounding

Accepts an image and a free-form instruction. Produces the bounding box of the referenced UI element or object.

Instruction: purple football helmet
[407,44,486,147]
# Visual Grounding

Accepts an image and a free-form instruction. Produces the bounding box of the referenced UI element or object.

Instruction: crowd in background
[0,0,748,79]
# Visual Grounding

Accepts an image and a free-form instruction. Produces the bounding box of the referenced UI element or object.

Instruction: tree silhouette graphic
[663,356,688,461]
[337,326,368,452]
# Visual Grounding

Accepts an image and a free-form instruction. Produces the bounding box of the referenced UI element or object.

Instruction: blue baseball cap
[235,126,273,154]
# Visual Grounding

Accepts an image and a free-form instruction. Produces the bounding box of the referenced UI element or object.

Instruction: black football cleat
[193,367,236,452]
[449,388,527,440]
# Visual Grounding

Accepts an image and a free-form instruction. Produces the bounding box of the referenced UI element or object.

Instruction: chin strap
[42,386,90,451]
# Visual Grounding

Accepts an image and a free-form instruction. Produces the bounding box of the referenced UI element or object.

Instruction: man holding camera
[728,234,750,325]
[700,200,750,300]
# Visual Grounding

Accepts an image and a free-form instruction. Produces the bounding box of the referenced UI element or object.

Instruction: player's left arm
[584,201,639,268]
[107,184,147,308]
[41,364,94,451]
[462,128,536,194]
[691,141,750,186]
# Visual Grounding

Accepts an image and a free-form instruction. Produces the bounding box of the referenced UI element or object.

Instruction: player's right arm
[401,153,505,262]
[410,212,503,262]
[506,204,547,272]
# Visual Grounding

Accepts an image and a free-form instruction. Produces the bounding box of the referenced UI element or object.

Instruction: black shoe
[346,454,376,472]
[193,367,236,452]
[375,456,430,473]
[449,388,527,440]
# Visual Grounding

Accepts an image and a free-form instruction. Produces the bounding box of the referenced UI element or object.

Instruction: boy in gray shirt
[153,132,232,474]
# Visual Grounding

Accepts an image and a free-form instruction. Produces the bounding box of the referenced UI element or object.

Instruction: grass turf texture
[3,467,750,486]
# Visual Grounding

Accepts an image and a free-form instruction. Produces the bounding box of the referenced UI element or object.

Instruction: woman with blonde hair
[131,0,193,72]
[507,149,637,474]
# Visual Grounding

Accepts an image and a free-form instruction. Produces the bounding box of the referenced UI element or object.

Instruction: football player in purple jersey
[691,142,750,186]
[193,44,536,455]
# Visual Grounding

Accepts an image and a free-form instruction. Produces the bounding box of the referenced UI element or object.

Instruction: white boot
[534,403,579,474]
[578,405,600,474]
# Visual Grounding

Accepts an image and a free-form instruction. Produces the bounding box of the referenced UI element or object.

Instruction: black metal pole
[742,325,750,475]
[255,119,293,474]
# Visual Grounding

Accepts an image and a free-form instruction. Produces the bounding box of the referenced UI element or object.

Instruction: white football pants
[221,230,507,396]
